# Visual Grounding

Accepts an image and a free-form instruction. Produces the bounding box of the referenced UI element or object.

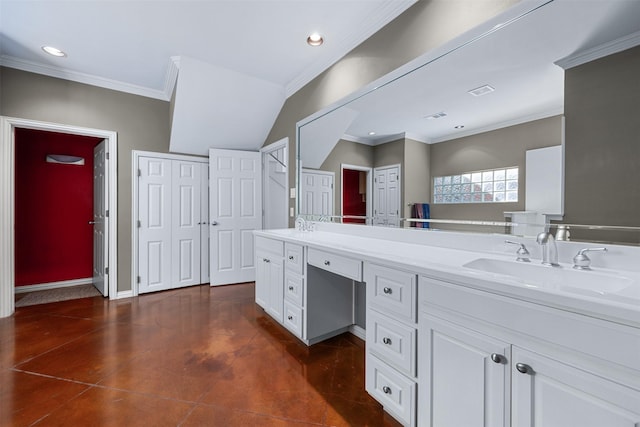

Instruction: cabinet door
[255,252,269,310]
[267,257,284,323]
[420,314,510,427]
[512,347,640,427]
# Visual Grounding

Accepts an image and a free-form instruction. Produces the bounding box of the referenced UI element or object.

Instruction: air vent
[468,85,495,97]
[425,112,447,120]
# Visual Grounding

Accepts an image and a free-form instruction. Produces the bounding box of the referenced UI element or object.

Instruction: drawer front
[255,236,284,257]
[283,300,303,338]
[308,247,362,281]
[285,272,304,307]
[366,353,415,426]
[285,243,304,274]
[366,263,417,324]
[367,310,416,377]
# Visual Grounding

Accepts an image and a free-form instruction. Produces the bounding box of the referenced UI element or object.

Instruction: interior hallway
[0,283,401,426]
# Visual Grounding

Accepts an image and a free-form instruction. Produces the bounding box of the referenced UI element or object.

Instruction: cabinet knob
[516,363,532,374]
[263,258,270,263]
[288,286,294,291]
[490,353,504,364]
[382,386,392,395]
[289,256,294,260]
[382,337,392,345]
[324,260,330,266]
[383,287,392,294]
[287,315,293,321]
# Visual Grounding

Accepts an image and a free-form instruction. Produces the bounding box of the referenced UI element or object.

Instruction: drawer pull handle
[287,315,293,321]
[491,353,504,364]
[516,363,532,374]
[383,287,392,294]
[382,386,392,395]
[382,337,392,345]
[324,260,330,266]
[289,256,294,260]
[288,286,294,291]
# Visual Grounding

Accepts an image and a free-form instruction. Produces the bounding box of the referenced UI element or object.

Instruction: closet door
[139,157,172,294]
[200,164,210,284]
[171,160,202,288]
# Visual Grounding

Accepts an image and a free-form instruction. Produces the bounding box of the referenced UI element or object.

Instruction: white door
[138,157,172,293]
[512,347,640,427]
[373,165,401,227]
[171,160,202,288]
[209,148,262,286]
[92,140,108,296]
[300,169,334,217]
[200,164,210,284]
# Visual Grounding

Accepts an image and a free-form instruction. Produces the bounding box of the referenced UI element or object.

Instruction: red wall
[342,169,367,224]
[15,128,102,286]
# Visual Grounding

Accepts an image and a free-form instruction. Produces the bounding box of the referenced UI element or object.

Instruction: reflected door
[92,140,108,296]
[373,165,401,227]
[301,169,334,217]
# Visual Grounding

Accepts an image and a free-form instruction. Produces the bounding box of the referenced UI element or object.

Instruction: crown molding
[284,0,417,97]
[0,55,177,101]
[342,131,428,146]
[555,30,640,70]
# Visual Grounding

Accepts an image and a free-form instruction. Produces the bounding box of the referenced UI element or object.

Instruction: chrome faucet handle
[505,240,531,262]
[573,247,607,270]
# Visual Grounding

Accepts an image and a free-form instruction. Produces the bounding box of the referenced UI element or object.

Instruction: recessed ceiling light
[368,131,376,136]
[307,33,324,46]
[42,46,67,57]
[468,85,495,97]
[454,125,465,129]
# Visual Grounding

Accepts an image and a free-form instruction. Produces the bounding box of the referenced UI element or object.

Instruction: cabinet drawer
[366,353,415,426]
[367,310,416,377]
[285,272,304,307]
[283,300,303,338]
[285,243,304,274]
[255,236,284,257]
[366,263,417,324]
[308,247,362,281]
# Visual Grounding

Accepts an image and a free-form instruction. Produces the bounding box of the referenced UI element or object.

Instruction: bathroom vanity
[253,223,640,427]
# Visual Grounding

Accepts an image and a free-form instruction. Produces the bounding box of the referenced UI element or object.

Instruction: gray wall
[404,138,431,219]
[1,67,171,292]
[564,45,640,243]
[429,115,563,223]
[263,0,518,223]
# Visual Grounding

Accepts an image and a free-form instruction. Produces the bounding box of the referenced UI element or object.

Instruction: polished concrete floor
[1,283,402,426]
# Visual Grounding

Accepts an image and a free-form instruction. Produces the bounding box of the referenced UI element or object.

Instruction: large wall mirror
[297,0,640,245]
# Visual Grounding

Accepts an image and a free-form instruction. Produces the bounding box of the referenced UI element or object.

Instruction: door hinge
[137,220,141,228]
[106,210,109,218]
[138,169,142,177]
[137,276,141,284]
[374,178,377,183]
[106,152,110,160]
[105,267,109,275]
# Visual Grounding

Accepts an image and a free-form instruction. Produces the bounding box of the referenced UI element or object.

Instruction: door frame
[340,164,372,223]
[0,116,118,318]
[131,150,208,296]
[260,137,289,229]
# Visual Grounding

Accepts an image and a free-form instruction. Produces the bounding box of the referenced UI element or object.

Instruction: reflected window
[433,167,518,204]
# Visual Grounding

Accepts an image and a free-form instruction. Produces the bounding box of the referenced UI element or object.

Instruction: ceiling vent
[425,112,447,120]
[468,85,495,97]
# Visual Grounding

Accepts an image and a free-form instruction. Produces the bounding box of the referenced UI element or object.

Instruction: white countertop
[255,228,640,328]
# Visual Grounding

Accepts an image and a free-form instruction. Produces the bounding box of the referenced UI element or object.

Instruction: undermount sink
[462,258,635,297]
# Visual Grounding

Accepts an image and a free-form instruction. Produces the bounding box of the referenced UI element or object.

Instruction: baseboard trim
[349,324,366,341]
[15,278,93,294]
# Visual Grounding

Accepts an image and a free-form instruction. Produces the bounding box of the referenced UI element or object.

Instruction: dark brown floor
[1,283,402,426]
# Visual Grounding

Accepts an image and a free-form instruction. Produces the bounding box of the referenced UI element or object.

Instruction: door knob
[210,221,218,226]
[88,220,96,225]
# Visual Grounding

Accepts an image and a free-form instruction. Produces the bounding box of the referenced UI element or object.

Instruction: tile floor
[1,283,402,426]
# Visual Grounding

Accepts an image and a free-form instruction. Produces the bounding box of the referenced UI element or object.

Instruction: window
[433,167,518,204]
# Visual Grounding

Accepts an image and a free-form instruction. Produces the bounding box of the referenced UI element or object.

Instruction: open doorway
[261,138,288,230]
[0,117,118,318]
[341,164,372,224]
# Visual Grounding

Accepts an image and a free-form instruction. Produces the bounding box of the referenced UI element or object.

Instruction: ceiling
[0,0,415,101]
[301,0,640,149]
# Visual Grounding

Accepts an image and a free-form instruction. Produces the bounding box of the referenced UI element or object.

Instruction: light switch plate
[290,188,296,198]
[290,207,294,217]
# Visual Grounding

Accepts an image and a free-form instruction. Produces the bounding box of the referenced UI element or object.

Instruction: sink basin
[462,258,634,296]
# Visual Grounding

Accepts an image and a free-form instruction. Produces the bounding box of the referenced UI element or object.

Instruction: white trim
[340,164,373,221]
[0,117,118,318]
[555,30,640,70]
[0,55,179,101]
[349,324,366,341]
[131,150,209,297]
[260,138,289,229]
[15,278,93,294]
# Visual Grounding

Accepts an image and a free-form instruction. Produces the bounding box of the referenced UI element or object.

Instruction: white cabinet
[365,262,417,427]
[419,275,640,427]
[283,242,305,338]
[137,155,209,294]
[255,236,284,322]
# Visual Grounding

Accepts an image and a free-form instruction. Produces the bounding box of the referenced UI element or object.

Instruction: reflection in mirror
[298,0,640,244]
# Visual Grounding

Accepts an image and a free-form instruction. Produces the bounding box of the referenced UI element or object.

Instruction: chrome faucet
[536,231,559,266]
[573,247,607,270]
[505,240,531,262]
